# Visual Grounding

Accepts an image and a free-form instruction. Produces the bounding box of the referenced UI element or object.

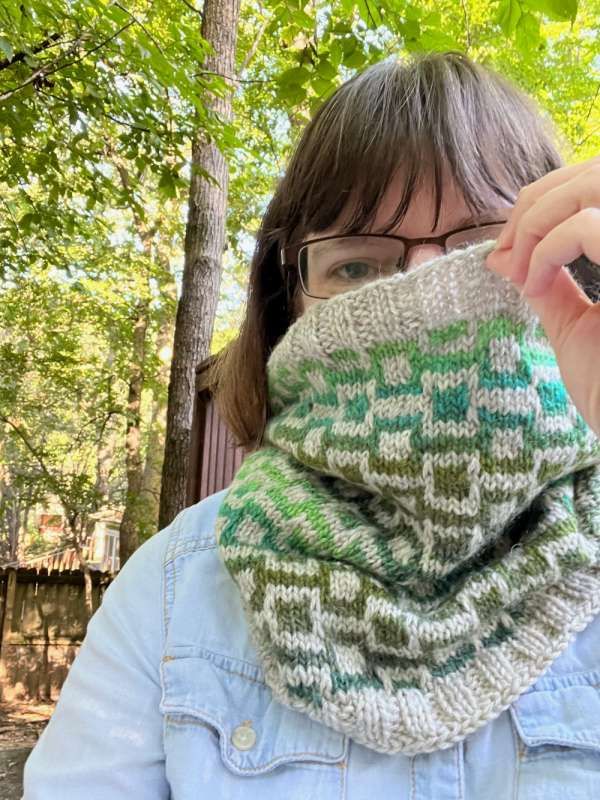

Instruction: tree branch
[583,84,599,124]
[35,85,152,132]
[0,32,62,72]
[194,68,275,84]
[239,11,270,74]
[114,2,167,59]
[0,21,134,103]
[179,0,202,15]
[0,416,57,495]
[460,0,472,51]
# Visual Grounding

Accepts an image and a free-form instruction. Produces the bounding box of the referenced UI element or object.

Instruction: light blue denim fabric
[23,489,600,799]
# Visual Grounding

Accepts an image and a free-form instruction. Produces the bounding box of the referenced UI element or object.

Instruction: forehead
[308,170,510,242]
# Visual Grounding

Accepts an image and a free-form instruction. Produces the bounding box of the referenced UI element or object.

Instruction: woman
[23,51,600,798]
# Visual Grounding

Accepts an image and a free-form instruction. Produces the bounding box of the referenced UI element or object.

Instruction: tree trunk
[111,156,156,565]
[95,368,118,503]
[70,520,94,619]
[118,301,149,566]
[140,393,166,536]
[0,465,30,564]
[139,312,174,541]
[159,0,241,529]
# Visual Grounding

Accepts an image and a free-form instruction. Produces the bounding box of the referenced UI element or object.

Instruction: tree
[159,0,242,528]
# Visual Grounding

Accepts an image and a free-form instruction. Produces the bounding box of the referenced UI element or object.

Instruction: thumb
[485,246,522,285]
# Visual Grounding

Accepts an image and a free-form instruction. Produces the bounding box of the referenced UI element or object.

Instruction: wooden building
[186,355,248,506]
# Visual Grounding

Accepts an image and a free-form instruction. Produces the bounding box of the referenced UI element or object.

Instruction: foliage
[0,0,236,265]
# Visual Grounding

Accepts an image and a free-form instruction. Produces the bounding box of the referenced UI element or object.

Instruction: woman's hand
[485,155,600,437]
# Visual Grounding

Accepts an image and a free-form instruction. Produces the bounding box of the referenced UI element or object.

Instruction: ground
[0,700,54,800]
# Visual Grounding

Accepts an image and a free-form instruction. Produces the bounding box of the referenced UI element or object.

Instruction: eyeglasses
[279,221,506,300]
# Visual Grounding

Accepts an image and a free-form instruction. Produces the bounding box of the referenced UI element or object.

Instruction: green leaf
[316,58,337,80]
[515,11,541,51]
[523,0,578,21]
[357,0,383,27]
[405,5,422,20]
[158,169,177,199]
[422,10,440,25]
[105,4,131,25]
[71,131,88,148]
[331,20,353,34]
[278,83,307,106]
[0,36,14,61]
[291,9,313,27]
[18,212,38,231]
[496,0,522,35]
[343,46,367,69]
[330,40,344,66]
[399,19,420,40]
[312,76,334,96]
[278,66,311,86]
[341,34,358,54]
[418,27,460,51]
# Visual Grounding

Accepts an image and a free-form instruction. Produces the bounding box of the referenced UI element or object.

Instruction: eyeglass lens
[298,225,504,299]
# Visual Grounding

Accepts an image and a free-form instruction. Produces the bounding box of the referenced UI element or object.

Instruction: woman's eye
[333,261,376,280]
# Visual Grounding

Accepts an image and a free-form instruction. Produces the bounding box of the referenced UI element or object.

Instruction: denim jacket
[23,488,600,799]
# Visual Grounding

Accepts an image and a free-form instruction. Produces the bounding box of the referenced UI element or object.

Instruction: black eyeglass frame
[279,221,507,300]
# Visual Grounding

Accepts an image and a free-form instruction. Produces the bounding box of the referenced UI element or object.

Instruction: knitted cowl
[215,239,600,755]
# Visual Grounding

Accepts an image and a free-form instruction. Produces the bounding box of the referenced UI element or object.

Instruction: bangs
[279,51,563,242]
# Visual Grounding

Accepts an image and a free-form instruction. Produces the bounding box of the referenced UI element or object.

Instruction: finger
[509,165,600,285]
[524,266,591,356]
[495,155,600,251]
[485,245,524,286]
[522,207,600,297]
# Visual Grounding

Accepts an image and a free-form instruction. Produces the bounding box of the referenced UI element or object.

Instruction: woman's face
[293,173,512,316]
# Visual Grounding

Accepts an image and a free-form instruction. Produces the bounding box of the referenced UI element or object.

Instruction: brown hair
[209,50,565,451]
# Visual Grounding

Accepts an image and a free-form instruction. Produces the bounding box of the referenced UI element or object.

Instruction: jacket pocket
[509,678,600,798]
[159,647,347,796]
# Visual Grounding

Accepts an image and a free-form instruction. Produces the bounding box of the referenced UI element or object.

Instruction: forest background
[1,0,598,582]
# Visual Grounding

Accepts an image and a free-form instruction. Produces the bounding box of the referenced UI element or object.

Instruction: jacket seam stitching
[205,660,265,686]
[528,670,600,683]
[512,697,600,748]
[456,739,464,800]
[165,713,346,770]
[511,706,520,800]
[163,513,186,637]
[165,538,217,563]
[200,649,266,683]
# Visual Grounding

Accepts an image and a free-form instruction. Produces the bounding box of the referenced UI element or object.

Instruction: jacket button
[231,723,257,751]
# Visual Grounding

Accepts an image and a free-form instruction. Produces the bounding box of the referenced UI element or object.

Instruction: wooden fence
[0,566,112,702]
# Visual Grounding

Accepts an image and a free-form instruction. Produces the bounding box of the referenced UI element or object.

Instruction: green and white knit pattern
[215,240,600,755]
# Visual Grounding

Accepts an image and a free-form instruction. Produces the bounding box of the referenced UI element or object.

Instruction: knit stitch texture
[215,239,600,755]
